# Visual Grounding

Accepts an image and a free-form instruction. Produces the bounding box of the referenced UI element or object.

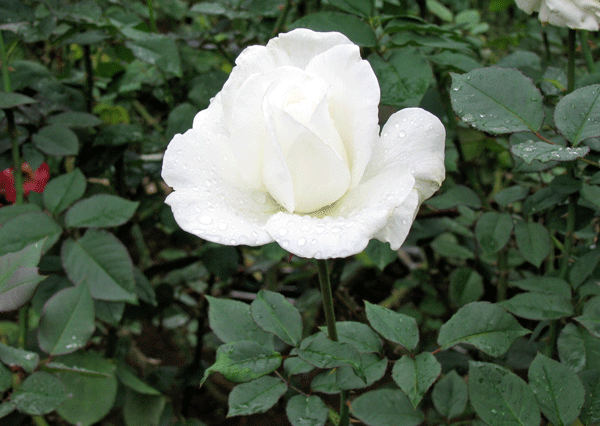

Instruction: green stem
[579,31,596,73]
[83,44,94,113]
[146,0,158,33]
[271,0,292,37]
[567,29,576,93]
[559,193,577,279]
[32,416,50,426]
[496,248,509,302]
[316,259,348,426]
[17,305,28,349]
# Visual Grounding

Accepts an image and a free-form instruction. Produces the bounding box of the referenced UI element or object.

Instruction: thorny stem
[146,0,158,33]
[316,259,349,426]
[272,0,292,38]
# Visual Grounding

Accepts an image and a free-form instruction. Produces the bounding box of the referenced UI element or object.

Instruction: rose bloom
[162,29,445,259]
[515,0,600,30]
[0,162,50,205]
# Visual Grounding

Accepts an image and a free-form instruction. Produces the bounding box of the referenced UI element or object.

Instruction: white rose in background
[515,0,600,30]
[162,29,445,259]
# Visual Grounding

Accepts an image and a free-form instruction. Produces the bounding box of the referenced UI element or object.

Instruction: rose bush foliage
[515,0,600,30]
[162,29,445,259]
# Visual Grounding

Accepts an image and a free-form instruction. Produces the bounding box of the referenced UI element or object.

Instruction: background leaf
[250,290,303,346]
[227,376,287,417]
[11,371,67,415]
[469,361,540,426]
[450,67,544,134]
[365,301,419,350]
[286,395,328,426]
[351,388,424,426]
[290,12,377,46]
[43,169,87,215]
[392,352,441,407]
[431,370,468,419]
[554,84,600,145]
[65,194,139,228]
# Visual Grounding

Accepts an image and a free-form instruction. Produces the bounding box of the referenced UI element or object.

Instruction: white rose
[161,29,445,259]
[515,0,600,30]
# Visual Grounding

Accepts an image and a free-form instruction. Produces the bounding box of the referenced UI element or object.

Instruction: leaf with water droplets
[365,301,419,351]
[437,302,530,356]
[286,395,329,426]
[555,84,600,145]
[351,388,424,426]
[11,371,67,415]
[575,296,600,339]
[227,376,287,417]
[250,290,303,347]
[469,361,540,426]
[201,340,281,385]
[297,334,366,382]
[499,292,574,320]
[37,280,95,355]
[511,141,589,164]
[579,369,600,425]
[392,352,441,407]
[0,342,39,374]
[450,67,544,134]
[528,353,585,426]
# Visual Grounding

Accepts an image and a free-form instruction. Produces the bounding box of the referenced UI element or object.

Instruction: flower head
[0,162,50,205]
[515,0,600,30]
[161,29,445,259]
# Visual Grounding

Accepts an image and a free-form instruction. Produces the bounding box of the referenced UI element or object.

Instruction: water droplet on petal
[200,215,212,224]
[278,228,289,236]
[298,237,306,246]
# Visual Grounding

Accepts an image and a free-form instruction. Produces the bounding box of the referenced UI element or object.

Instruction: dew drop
[278,228,289,236]
[200,215,212,224]
[298,237,306,246]
[218,223,227,231]
[398,131,406,138]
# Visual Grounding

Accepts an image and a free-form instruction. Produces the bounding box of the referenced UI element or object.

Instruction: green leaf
[202,341,281,385]
[528,353,585,426]
[368,47,433,108]
[426,185,482,210]
[500,292,574,320]
[0,401,15,418]
[0,92,37,109]
[475,212,513,255]
[32,125,79,156]
[570,249,600,289]
[575,296,600,338]
[94,124,143,146]
[11,371,67,415]
[514,222,551,267]
[0,204,41,226]
[123,390,166,426]
[125,34,182,77]
[250,290,303,346]
[494,185,530,208]
[0,239,45,312]
[206,296,273,348]
[437,302,530,356]
[165,103,196,140]
[54,351,118,426]
[227,376,287,417]
[47,111,103,128]
[331,321,383,353]
[297,334,365,382]
[426,0,453,21]
[554,84,600,145]
[358,239,398,271]
[0,342,39,373]
[43,169,87,215]
[65,194,139,228]
[0,212,62,256]
[286,395,329,426]
[37,281,95,355]
[469,361,540,426]
[365,301,419,350]
[311,353,386,393]
[0,363,11,392]
[326,0,371,16]
[290,12,377,46]
[510,277,571,298]
[284,356,315,376]
[450,67,544,134]
[116,361,161,395]
[582,183,600,209]
[392,352,441,407]
[94,300,125,325]
[557,324,586,373]
[511,141,589,164]
[449,267,484,307]
[579,370,600,426]
[351,388,424,426]
[432,370,468,419]
[430,233,475,260]
[61,229,137,303]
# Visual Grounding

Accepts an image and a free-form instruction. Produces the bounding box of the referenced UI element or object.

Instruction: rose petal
[541,0,600,30]
[162,109,274,246]
[266,169,414,258]
[367,108,446,203]
[374,190,420,250]
[263,103,351,213]
[305,44,380,189]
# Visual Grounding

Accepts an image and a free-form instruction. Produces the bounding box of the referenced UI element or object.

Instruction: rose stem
[316,259,349,426]
[545,28,578,359]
